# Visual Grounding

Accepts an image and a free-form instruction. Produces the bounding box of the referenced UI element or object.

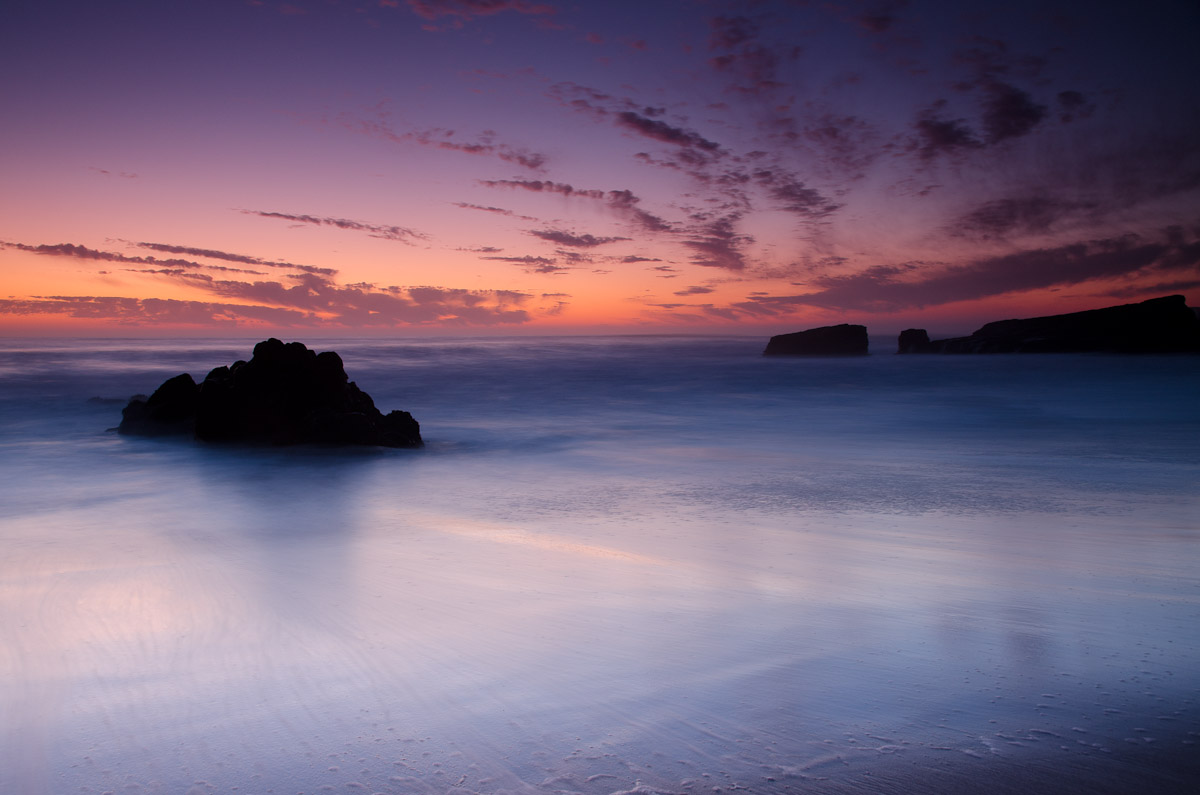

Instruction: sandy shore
[738,740,1200,795]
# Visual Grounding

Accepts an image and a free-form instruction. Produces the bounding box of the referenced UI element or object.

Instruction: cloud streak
[759,233,1200,312]
[480,253,570,274]
[481,179,674,233]
[342,111,547,171]
[452,202,537,221]
[528,229,628,248]
[240,210,426,244]
[3,240,541,327]
[2,241,327,277]
[0,296,308,327]
[404,0,555,23]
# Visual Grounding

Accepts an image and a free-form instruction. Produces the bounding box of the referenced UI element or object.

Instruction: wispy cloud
[751,168,841,218]
[615,111,721,152]
[706,14,791,96]
[759,232,1200,311]
[480,179,674,233]
[134,241,337,275]
[89,167,138,179]
[913,101,981,160]
[2,241,326,276]
[409,127,547,170]
[342,112,547,171]
[0,296,308,327]
[681,214,753,271]
[480,178,604,199]
[528,229,629,248]
[949,195,1092,239]
[548,82,723,156]
[480,254,570,274]
[403,0,555,23]
[239,210,426,244]
[452,202,537,221]
[979,81,1047,144]
[3,240,540,326]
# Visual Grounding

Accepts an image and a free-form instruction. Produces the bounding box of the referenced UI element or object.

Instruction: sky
[2,0,1198,337]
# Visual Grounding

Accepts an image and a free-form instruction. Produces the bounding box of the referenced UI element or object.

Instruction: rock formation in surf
[118,338,422,447]
[897,295,1200,354]
[896,328,932,354]
[763,323,869,356]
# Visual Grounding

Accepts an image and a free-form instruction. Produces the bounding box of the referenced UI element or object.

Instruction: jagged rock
[763,324,869,356]
[898,295,1200,354]
[119,339,422,447]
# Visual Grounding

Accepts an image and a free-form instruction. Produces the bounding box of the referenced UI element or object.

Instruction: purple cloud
[341,113,547,171]
[4,240,539,326]
[135,241,336,275]
[615,111,721,151]
[980,81,1046,143]
[528,229,629,247]
[240,210,425,244]
[0,296,308,327]
[2,241,327,277]
[914,101,981,160]
[452,202,537,221]
[681,214,753,271]
[752,168,841,218]
[481,180,674,233]
[952,195,1091,238]
[409,127,547,170]
[480,178,605,200]
[89,167,138,179]
[760,233,1200,311]
[705,14,791,96]
[404,0,555,22]
[604,189,673,233]
[480,254,570,274]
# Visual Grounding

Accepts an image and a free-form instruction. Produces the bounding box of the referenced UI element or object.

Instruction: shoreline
[742,738,1200,795]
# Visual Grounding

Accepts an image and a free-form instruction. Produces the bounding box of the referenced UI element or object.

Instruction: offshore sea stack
[118,338,422,447]
[897,295,1200,354]
[764,323,869,356]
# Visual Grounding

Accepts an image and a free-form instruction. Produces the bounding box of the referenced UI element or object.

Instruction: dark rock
[119,374,199,436]
[902,295,1200,354]
[118,339,422,447]
[764,324,869,356]
[897,328,933,354]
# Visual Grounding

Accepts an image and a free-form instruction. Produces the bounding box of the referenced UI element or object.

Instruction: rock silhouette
[119,338,422,447]
[897,328,932,354]
[764,324,869,356]
[896,295,1200,354]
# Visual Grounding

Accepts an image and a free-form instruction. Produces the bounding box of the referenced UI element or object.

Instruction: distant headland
[118,338,422,447]
[897,295,1200,354]
[764,295,1200,356]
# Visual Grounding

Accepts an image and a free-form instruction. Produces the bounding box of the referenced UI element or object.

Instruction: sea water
[0,336,1197,794]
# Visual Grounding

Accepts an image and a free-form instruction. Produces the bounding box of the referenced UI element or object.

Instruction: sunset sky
[2,0,1198,336]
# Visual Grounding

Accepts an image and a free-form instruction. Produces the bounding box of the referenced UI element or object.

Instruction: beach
[1,336,1197,794]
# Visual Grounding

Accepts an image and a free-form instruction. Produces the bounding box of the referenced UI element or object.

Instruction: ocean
[1,336,1197,794]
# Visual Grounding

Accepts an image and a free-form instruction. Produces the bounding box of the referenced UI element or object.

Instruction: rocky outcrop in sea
[118,338,422,447]
[763,323,869,356]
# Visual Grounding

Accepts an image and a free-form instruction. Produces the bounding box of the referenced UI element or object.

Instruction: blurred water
[1,337,1197,794]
